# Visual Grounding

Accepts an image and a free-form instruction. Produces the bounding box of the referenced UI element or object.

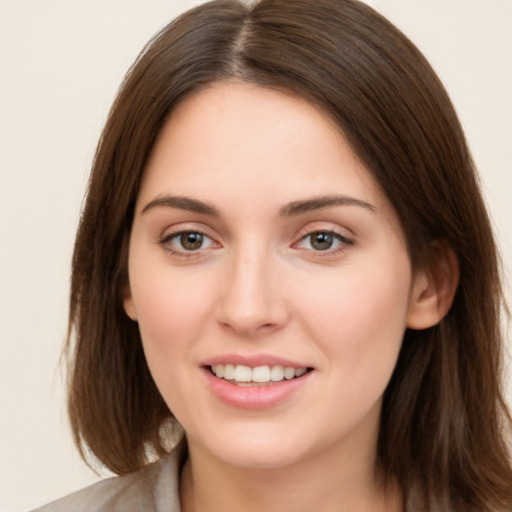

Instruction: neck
[179,434,402,512]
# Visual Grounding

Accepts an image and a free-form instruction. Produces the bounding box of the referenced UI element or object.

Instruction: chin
[221,446,306,470]
[198,428,313,470]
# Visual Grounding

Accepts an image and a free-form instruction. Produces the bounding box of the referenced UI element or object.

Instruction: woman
[34,0,512,510]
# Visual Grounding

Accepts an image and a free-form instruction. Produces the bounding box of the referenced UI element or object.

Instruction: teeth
[284,367,295,380]
[224,364,235,380]
[252,365,271,383]
[212,364,224,378]
[211,364,309,384]
[234,365,252,382]
[270,365,284,381]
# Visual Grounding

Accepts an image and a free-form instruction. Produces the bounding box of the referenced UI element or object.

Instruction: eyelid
[157,224,222,258]
[291,223,355,256]
[158,221,219,242]
[296,230,352,248]
[162,231,214,249]
[292,220,354,241]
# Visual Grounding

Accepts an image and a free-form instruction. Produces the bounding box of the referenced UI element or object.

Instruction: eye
[161,231,216,252]
[296,230,353,252]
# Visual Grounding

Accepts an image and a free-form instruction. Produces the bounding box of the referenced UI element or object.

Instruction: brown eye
[310,232,335,251]
[179,232,204,250]
[159,229,218,257]
[295,230,353,253]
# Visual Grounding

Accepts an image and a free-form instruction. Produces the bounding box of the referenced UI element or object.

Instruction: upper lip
[201,353,311,369]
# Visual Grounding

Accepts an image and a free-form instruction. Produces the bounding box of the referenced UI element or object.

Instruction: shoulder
[31,445,184,512]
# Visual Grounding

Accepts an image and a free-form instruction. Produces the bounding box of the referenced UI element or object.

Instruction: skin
[124,81,454,512]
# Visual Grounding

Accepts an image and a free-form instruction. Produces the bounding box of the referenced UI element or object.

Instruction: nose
[215,244,289,337]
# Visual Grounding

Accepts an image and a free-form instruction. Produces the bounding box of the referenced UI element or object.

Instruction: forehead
[138,81,395,223]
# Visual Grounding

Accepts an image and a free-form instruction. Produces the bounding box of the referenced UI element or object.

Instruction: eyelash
[158,229,354,259]
[294,230,354,256]
[158,230,218,259]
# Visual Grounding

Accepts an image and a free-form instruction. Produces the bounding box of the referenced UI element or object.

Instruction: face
[124,82,427,471]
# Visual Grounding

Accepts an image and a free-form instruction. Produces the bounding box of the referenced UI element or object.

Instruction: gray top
[32,446,184,512]
[31,444,460,512]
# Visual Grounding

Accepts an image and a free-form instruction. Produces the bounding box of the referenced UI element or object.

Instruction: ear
[122,283,138,322]
[407,241,459,330]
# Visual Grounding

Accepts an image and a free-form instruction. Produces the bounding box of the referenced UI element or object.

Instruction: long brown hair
[66,0,512,509]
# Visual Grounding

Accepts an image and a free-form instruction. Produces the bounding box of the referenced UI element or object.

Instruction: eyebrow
[141,194,376,217]
[279,195,376,217]
[141,195,220,216]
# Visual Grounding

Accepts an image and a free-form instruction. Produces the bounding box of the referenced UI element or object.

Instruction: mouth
[209,364,313,386]
[202,358,315,409]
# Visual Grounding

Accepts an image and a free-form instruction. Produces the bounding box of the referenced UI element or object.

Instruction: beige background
[1,0,511,510]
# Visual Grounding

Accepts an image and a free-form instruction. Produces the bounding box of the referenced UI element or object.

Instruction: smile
[210,364,310,385]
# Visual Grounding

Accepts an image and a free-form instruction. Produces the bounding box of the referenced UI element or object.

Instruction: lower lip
[202,368,313,410]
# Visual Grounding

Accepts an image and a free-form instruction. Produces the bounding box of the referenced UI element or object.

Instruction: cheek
[128,264,216,415]
[297,255,412,375]
[128,256,215,357]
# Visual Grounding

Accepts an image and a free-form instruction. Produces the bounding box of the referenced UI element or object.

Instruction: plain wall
[1,0,510,510]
